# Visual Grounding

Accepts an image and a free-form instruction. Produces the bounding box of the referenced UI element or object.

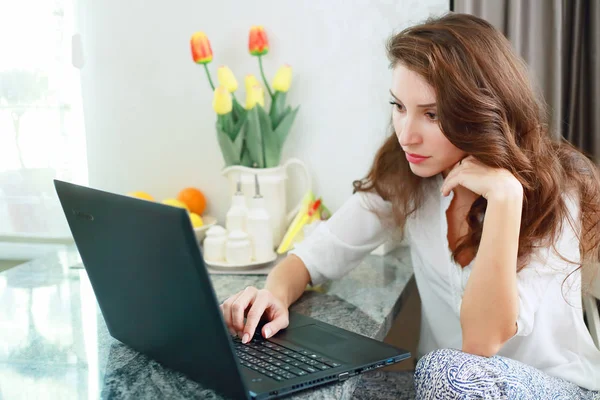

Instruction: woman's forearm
[265,254,311,309]
[460,191,523,356]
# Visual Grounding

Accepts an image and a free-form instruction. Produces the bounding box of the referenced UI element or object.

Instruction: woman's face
[391,64,466,178]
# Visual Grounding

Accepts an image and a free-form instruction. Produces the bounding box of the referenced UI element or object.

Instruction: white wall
[78,0,448,223]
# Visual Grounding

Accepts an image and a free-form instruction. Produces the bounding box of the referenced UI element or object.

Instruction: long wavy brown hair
[354,13,600,281]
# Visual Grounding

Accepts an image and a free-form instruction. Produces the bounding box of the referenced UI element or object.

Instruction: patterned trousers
[414,348,599,399]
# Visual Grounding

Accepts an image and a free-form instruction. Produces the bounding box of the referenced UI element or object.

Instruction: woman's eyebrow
[389,90,401,102]
[389,90,436,108]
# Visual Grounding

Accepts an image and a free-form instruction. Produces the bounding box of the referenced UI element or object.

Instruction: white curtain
[0,0,87,242]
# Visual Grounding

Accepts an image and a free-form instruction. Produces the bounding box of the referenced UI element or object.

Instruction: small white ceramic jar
[203,225,227,262]
[225,229,252,265]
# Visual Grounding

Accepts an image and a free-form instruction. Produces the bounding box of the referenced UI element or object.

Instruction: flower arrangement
[191,26,299,169]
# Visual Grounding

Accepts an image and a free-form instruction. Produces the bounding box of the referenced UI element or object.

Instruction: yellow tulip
[245,86,257,109]
[272,65,292,92]
[212,86,232,115]
[245,85,265,109]
[217,66,238,93]
[255,86,265,107]
[245,74,260,93]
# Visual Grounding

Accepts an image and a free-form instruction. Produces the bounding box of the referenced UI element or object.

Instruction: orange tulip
[191,32,213,64]
[248,26,269,56]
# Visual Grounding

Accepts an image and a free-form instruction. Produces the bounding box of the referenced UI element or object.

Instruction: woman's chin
[409,163,441,178]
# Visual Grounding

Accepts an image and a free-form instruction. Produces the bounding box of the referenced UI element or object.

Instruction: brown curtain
[454,0,600,162]
[562,0,600,161]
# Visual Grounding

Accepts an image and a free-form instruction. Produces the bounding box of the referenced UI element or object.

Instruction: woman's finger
[441,171,464,196]
[220,304,237,336]
[230,286,259,333]
[241,290,271,343]
[221,290,245,333]
[261,308,290,339]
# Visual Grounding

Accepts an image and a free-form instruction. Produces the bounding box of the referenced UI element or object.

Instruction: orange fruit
[162,198,189,210]
[189,213,204,228]
[128,191,154,201]
[177,187,206,215]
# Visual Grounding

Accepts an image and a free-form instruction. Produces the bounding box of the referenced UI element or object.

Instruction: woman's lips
[405,152,430,164]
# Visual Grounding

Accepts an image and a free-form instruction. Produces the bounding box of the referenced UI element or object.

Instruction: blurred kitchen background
[0,0,448,268]
[3,0,598,267]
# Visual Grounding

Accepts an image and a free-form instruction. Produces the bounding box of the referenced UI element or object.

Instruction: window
[0,0,87,239]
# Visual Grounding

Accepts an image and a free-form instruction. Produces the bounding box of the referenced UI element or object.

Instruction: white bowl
[193,215,217,242]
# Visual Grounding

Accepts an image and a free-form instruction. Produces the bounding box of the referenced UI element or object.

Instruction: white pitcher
[222,158,311,247]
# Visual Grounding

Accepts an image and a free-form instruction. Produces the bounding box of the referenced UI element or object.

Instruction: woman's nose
[397,117,422,147]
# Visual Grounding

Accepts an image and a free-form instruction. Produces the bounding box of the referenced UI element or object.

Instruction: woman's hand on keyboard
[220,286,290,344]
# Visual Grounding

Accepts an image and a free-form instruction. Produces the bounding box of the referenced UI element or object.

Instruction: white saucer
[204,253,278,270]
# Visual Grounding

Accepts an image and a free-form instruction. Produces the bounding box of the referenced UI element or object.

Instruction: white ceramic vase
[221,158,311,247]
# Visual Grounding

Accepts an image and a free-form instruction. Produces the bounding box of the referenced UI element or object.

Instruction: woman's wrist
[486,179,523,204]
[266,286,291,309]
[264,254,310,309]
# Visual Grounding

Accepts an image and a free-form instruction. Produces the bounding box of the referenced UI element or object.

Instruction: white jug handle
[284,158,312,225]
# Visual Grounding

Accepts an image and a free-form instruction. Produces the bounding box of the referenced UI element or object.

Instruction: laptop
[54,180,410,400]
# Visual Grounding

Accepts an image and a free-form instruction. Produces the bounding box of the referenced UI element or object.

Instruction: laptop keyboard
[232,335,343,382]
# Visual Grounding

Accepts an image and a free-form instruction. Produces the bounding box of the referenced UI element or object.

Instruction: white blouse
[290,174,600,390]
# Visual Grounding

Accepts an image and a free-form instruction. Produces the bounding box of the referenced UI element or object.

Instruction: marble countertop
[0,245,415,399]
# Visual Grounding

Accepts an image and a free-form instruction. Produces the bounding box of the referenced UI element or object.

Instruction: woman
[220,13,600,398]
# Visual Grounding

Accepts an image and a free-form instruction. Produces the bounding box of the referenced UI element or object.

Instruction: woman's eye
[426,112,438,121]
[389,101,405,112]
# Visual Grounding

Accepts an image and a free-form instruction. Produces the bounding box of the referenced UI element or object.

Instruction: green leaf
[258,106,281,168]
[231,111,247,141]
[272,107,289,133]
[216,121,245,166]
[274,105,299,147]
[218,114,235,141]
[244,107,264,168]
[240,147,255,167]
[269,91,287,130]
[231,96,246,124]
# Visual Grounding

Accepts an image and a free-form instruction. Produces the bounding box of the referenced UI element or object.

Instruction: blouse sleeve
[289,191,395,286]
